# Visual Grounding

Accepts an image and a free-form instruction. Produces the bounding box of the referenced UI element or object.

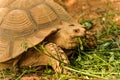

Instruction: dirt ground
[55,0,120,39]
[54,0,120,44]
[55,0,120,21]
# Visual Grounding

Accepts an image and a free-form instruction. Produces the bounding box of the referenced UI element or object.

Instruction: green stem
[93,54,113,69]
[64,66,104,79]
[15,70,27,80]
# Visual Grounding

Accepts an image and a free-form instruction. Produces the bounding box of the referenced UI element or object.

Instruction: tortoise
[0,0,85,73]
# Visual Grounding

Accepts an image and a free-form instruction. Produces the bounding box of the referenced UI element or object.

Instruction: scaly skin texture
[44,43,69,73]
[82,31,97,49]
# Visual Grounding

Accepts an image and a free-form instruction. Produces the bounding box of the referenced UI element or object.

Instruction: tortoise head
[52,21,86,49]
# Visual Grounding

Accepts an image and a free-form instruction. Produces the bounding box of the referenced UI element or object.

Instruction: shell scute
[0,10,35,37]
[0,0,14,7]
[9,0,44,9]
[30,4,57,25]
[0,8,9,24]
[0,38,10,62]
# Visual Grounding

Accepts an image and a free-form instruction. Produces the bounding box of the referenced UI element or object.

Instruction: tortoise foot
[45,43,69,73]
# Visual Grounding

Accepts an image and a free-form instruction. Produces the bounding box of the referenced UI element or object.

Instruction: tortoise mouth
[63,39,81,49]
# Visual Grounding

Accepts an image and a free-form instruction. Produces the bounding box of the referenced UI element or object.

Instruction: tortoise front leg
[19,43,69,73]
[44,43,69,73]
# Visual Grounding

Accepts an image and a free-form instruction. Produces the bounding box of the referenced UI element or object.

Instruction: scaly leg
[44,43,69,73]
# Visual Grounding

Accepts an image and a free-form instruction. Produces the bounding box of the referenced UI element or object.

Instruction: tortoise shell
[0,0,73,62]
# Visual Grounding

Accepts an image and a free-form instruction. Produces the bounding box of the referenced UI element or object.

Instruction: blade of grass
[93,54,113,69]
[64,66,105,79]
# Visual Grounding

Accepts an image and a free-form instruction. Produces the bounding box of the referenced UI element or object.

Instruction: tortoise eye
[73,29,80,33]
[69,24,75,26]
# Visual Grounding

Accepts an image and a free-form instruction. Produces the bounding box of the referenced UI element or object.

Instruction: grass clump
[70,39,120,79]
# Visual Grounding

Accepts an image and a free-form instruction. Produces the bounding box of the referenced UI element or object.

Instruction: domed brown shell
[0,0,73,62]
